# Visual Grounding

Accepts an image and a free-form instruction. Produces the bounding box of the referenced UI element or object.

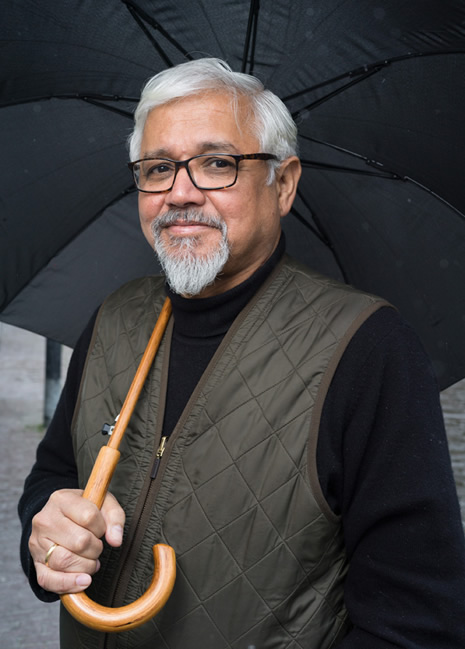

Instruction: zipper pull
[150,436,167,479]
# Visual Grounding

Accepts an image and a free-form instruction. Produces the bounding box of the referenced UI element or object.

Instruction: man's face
[138,91,300,297]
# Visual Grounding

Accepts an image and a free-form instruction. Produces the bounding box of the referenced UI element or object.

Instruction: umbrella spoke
[291,196,349,284]
[123,0,193,67]
[300,158,401,180]
[300,131,465,223]
[284,60,389,106]
[1,94,140,111]
[300,157,465,219]
[299,135,405,180]
[290,203,329,246]
[287,50,465,115]
[401,177,465,223]
[81,97,135,119]
[290,66,384,116]
[242,0,260,75]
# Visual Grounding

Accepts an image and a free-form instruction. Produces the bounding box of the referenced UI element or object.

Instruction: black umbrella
[1,0,465,389]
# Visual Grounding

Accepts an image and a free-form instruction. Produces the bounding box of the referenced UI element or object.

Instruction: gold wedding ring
[44,542,59,567]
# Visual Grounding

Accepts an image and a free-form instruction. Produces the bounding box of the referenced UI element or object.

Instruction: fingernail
[111,525,123,542]
[76,574,92,587]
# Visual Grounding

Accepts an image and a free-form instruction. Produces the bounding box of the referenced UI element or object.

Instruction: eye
[143,160,174,177]
[203,156,235,171]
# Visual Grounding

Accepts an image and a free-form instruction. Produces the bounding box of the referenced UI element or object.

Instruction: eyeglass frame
[127,152,278,193]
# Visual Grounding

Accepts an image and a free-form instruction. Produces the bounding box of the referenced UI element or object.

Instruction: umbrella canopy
[1,0,465,389]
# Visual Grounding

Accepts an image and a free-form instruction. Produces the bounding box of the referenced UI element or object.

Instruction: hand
[29,489,125,595]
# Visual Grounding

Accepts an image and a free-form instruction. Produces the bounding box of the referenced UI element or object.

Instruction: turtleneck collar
[165,234,286,340]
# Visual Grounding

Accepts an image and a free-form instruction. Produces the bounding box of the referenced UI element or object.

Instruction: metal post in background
[44,338,62,427]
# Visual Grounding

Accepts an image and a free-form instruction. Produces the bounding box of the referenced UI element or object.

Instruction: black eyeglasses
[128,153,278,193]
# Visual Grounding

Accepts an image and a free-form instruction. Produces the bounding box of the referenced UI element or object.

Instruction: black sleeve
[17,312,98,602]
[317,307,465,648]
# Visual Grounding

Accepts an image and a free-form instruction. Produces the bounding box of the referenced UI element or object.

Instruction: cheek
[228,195,281,252]
[222,194,263,234]
[213,194,250,226]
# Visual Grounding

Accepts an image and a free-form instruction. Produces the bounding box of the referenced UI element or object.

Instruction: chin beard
[151,209,230,296]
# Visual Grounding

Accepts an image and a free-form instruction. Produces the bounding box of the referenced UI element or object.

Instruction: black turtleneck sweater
[18,239,465,648]
[163,239,285,437]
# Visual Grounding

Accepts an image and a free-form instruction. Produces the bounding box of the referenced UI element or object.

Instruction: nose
[166,165,206,208]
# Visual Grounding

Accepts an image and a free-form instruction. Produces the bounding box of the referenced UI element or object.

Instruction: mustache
[151,209,226,236]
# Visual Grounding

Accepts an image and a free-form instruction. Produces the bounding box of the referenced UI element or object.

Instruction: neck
[166,233,286,338]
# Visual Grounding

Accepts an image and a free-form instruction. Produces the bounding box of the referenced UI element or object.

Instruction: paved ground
[1,322,464,648]
[0,324,69,648]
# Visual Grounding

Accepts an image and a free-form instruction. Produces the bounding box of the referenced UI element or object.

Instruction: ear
[276,156,301,218]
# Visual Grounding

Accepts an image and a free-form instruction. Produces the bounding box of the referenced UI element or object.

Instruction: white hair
[128,58,298,181]
[151,208,230,296]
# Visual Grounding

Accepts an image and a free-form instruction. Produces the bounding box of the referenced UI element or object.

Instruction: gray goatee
[151,209,230,296]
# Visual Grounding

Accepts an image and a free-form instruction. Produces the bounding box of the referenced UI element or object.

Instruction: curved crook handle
[61,544,176,632]
[59,298,175,632]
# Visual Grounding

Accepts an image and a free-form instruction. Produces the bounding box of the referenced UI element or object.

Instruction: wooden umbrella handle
[60,298,176,631]
[61,544,176,632]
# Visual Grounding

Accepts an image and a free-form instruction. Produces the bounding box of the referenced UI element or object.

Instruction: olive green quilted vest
[61,256,387,649]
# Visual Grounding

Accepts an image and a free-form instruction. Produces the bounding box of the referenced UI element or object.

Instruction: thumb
[101,492,125,547]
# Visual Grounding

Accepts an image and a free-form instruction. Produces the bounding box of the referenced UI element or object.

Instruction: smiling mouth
[153,209,225,236]
[164,219,216,228]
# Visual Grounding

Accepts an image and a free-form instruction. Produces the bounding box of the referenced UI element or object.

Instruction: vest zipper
[103,435,170,649]
[150,435,167,479]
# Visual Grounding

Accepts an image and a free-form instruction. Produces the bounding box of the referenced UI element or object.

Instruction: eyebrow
[142,141,240,159]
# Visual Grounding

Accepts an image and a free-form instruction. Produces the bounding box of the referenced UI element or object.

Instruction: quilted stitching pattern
[67,259,382,648]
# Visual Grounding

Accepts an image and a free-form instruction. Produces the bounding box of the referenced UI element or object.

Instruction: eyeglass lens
[134,155,238,191]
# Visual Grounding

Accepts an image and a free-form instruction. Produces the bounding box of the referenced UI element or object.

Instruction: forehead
[140,91,259,157]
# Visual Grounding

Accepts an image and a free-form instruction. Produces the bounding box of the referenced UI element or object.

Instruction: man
[19,58,465,648]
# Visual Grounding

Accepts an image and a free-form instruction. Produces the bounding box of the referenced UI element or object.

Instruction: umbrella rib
[242,0,260,75]
[0,94,139,113]
[123,0,193,65]
[300,158,401,180]
[401,177,465,223]
[291,198,349,284]
[300,133,465,222]
[249,3,260,77]
[286,50,465,113]
[290,205,329,245]
[300,135,407,180]
[81,97,134,118]
[300,155,465,224]
[293,190,330,244]
[284,55,394,104]
[291,67,381,117]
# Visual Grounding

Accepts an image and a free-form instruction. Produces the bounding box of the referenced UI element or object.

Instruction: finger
[41,541,101,575]
[35,561,93,595]
[101,492,125,547]
[30,490,106,563]
[51,490,107,539]
[30,517,104,564]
